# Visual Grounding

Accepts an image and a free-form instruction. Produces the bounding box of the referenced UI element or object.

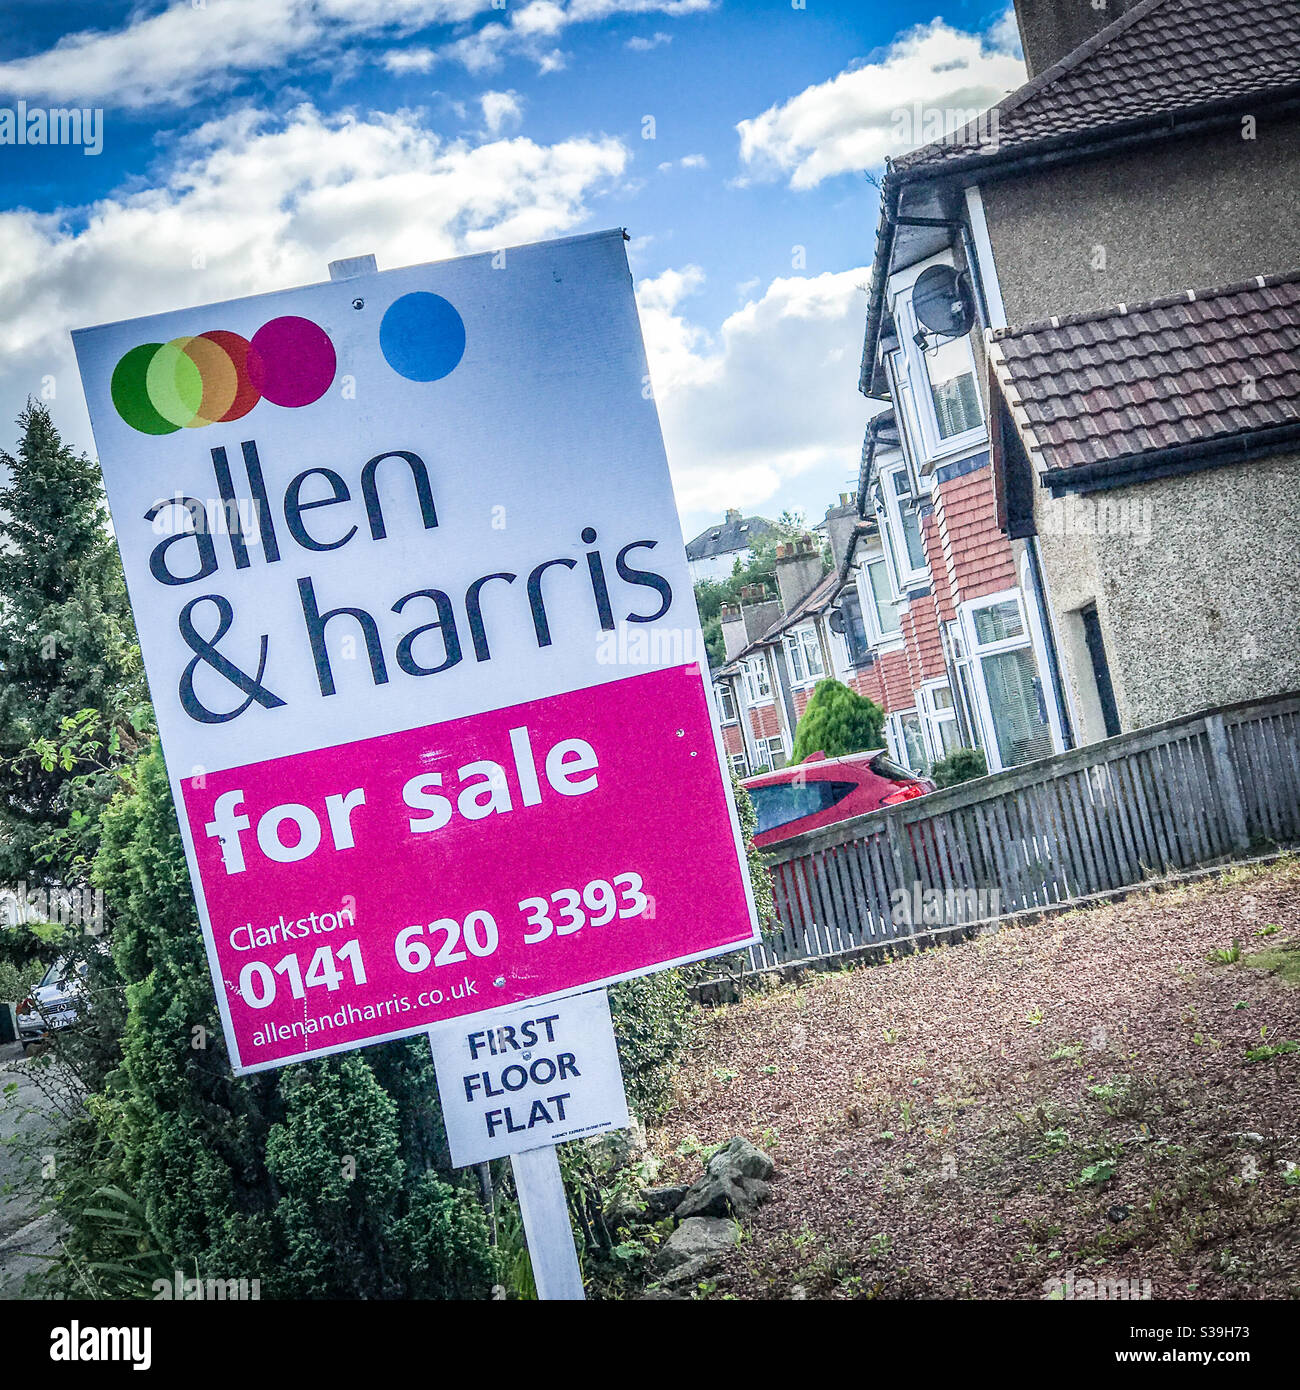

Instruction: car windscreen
[38,959,67,989]
[749,780,856,835]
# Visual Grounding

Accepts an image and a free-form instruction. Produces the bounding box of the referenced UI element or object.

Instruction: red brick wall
[932,462,1017,606]
[747,702,781,741]
[793,686,813,720]
[722,723,745,757]
[845,649,912,715]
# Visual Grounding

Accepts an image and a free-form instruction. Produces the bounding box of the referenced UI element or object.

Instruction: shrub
[609,971,691,1122]
[48,743,497,1300]
[930,747,988,788]
[790,679,885,763]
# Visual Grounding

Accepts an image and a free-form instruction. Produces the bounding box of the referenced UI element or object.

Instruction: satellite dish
[912,265,975,338]
[829,609,846,635]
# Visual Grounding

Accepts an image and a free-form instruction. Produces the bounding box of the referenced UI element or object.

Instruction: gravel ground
[652,857,1300,1300]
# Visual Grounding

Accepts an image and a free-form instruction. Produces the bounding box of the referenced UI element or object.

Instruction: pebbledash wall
[978,112,1300,741]
[980,116,1300,329]
[1032,455,1300,737]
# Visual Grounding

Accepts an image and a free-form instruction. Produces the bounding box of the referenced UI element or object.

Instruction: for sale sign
[72,229,758,1073]
[429,990,629,1166]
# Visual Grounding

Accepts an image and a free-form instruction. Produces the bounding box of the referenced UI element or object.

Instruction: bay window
[860,554,902,641]
[959,591,1055,772]
[783,625,825,687]
[891,255,986,465]
[743,655,772,704]
[876,461,928,589]
[716,682,737,724]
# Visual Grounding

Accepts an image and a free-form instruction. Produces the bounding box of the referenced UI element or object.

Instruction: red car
[742,749,934,848]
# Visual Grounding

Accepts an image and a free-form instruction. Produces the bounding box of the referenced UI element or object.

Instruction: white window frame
[888,251,987,468]
[828,621,854,681]
[856,550,904,647]
[728,751,748,777]
[715,681,738,725]
[958,588,1057,773]
[760,734,787,770]
[886,709,929,774]
[919,677,960,762]
[875,458,930,590]
[743,654,773,705]
[783,624,825,689]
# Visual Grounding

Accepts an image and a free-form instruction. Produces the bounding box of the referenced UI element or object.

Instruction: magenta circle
[248,316,336,408]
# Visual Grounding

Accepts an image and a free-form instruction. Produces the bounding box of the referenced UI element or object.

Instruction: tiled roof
[685,513,773,561]
[988,271,1300,480]
[897,0,1300,173]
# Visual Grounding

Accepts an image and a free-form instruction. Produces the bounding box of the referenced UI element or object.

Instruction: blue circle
[379,292,466,382]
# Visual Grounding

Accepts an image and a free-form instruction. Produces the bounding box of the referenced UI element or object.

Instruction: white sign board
[71,229,759,1073]
[428,989,629,1166]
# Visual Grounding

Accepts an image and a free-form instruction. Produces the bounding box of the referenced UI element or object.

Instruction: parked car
[16,955,92,1046]
[743,749,934,848]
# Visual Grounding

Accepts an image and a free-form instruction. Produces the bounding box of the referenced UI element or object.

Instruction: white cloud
[636,266,872,516]
[442,0,709,74]
[626,30,672,50]
[479,89,524,135]
[382,47,439,75]
[656,153,707,173]
[736,12,1025,189]
[0,105,627,449]
[0,0,714,109]
[0,0,488,110]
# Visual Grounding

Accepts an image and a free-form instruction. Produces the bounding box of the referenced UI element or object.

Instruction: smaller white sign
[429,989,629,1167]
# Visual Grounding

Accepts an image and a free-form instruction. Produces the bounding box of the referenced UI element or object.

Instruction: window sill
[916,432,990,475]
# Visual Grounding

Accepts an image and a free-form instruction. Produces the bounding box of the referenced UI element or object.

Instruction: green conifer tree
[790,678,885,763]
[0,402,142,899]
[52,743,498,1299]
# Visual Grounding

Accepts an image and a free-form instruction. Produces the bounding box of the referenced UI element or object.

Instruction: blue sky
[0,0,1024,534]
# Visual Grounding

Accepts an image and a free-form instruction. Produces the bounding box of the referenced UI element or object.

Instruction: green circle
[145,339,204,428]
[111,344,180,435]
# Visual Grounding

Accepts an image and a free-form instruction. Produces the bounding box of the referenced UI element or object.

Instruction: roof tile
[992,271,1300,475]
[896,0,1300,173]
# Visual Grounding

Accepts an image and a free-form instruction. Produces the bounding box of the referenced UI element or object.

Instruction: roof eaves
[1040,419,1300,496]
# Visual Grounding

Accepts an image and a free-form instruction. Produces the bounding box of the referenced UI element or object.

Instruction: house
[854,0,1300,756]
[709,473,984,777]
[685,508,774,584]
[711,535,856,775]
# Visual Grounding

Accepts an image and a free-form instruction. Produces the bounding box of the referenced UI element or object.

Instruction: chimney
[1013,0,1140,78]
[775,534,824,615]
[720,602,749,662]
[724,507,742,523]
[823,494,859,572]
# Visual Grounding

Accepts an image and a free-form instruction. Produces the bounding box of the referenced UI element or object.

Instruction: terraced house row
[713,0,1300,778]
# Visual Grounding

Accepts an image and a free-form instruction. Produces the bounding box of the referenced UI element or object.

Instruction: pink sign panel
[180,665,754,1072]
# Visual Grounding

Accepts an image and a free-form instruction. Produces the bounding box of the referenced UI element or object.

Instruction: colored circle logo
[111,316,335,434]
[379,292,466,382]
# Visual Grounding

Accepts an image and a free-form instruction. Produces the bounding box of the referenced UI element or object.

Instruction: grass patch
[1244,942,1300,986]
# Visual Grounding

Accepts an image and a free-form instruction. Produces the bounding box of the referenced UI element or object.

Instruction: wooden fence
[747,691,1300,971]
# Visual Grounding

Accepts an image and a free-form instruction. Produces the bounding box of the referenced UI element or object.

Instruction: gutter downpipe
[1024,533,1075,750]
